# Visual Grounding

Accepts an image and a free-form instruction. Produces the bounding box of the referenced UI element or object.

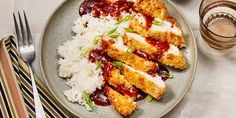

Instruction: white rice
[58,13,135,109]
[62,59,103,104]
[57,14,121,108]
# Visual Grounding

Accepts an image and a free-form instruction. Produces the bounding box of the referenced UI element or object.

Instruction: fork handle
[26,62,46,118]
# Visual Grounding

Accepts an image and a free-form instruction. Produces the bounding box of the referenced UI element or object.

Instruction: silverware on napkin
[13,11,46,118]
[0,35,73,118]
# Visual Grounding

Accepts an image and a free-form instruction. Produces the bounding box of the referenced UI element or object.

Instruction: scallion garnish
[152,20,164,26]
[116,15,131,24]
[93,35,100,45]
[82,92,94,111]
[112,61,123,68]
[146,95,153,102]
[109,34,119,39]
[107,27,118,36]
[80,48,89,57]
[96,60,102,70]
[125,45,136,55]
[124,27,135,33]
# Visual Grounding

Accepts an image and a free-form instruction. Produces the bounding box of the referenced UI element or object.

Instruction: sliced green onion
[107,27,118,36]
[112,61,123,68]
[96,60,102,70]
[125,49,132,55]
[109,34,119,39]
[160,71,174,79]
[123,15,131,21]
[125,45,136,55]
[146,95,153,102]
[152,20,164,26]
[93,35,100,45]
[116,19,124,25]
[82,92,94,111]
[116,15,131,24]
[124,27,135,33]
[80,48,89,57]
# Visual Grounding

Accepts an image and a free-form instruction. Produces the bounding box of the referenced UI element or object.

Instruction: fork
[13,11,46,118]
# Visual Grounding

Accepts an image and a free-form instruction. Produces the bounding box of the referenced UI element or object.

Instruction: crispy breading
[129,15,186,48]
[121,65,166,100]
[133,0,177,25]
[109,68,134,88]
[124,33,159,55]
[134,0,168,19]
[105,86,138,116]
[104,62,137,99]
[166,16,177,26]
[124,33,187,69]
[102,39,158,73]
[159,53,187,70]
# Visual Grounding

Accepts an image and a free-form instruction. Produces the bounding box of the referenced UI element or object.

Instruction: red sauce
[116,85,138,98]
[133,50,149,59]
[102,61,115,80]
[135,89,147,101]
[88,49,105,62]
[147,67,159,77]
[157,65,170,81]
[79,0,134,18]
[90,88,110,106]
[145,37,170,55]
[101,39,115,50]
[142,13,154,29]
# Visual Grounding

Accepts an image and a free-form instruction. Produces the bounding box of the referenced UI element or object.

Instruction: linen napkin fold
[0,35,73,118]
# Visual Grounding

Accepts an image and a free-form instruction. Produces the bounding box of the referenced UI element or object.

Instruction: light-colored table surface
[1,0,236,118]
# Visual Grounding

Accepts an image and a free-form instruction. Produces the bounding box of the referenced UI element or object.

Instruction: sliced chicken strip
[130,13,186,48]
[105,86,138,116]
[102,61,138,99]
[121,64,166,100]
[124,33,187,69]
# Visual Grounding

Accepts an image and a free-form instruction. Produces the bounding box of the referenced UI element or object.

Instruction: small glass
[199,0,236,50]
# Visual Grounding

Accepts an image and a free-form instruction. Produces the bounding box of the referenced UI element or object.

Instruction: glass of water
[199,0,236,50]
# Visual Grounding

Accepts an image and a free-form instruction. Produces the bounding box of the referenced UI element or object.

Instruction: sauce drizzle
[135,89,147,101]
[157,65,170,81]
[79,0,134,18]
[90,88,110,106]
[133,50,149,59]
[145,37,170,55]
[142,13,154,29]
[116,85,138,98]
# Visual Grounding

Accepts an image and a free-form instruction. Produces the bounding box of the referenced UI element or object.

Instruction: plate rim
[39,0,198,117]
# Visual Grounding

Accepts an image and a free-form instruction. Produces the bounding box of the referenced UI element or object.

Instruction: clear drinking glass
[199,0,236,50]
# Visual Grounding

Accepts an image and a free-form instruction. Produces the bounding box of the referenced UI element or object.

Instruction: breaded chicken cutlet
[102,39,159,74]
[103,61,138,99]
[130,13,186,48]
[105,86,138,116]
[121,64,166,100]
[134,0,168,20]
[124,33,187,69]
[134,0,177,25]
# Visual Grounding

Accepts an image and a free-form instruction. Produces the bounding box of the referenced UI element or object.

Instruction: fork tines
[13,11,33,48]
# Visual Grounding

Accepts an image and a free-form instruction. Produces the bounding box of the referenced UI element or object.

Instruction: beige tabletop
[1,0,236,118]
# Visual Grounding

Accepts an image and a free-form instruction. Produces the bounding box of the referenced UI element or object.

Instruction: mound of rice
[58,13,131,109]
[57,14,117,107]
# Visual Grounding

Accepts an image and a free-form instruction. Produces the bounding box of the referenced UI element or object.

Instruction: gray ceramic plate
[40,0,197,118]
